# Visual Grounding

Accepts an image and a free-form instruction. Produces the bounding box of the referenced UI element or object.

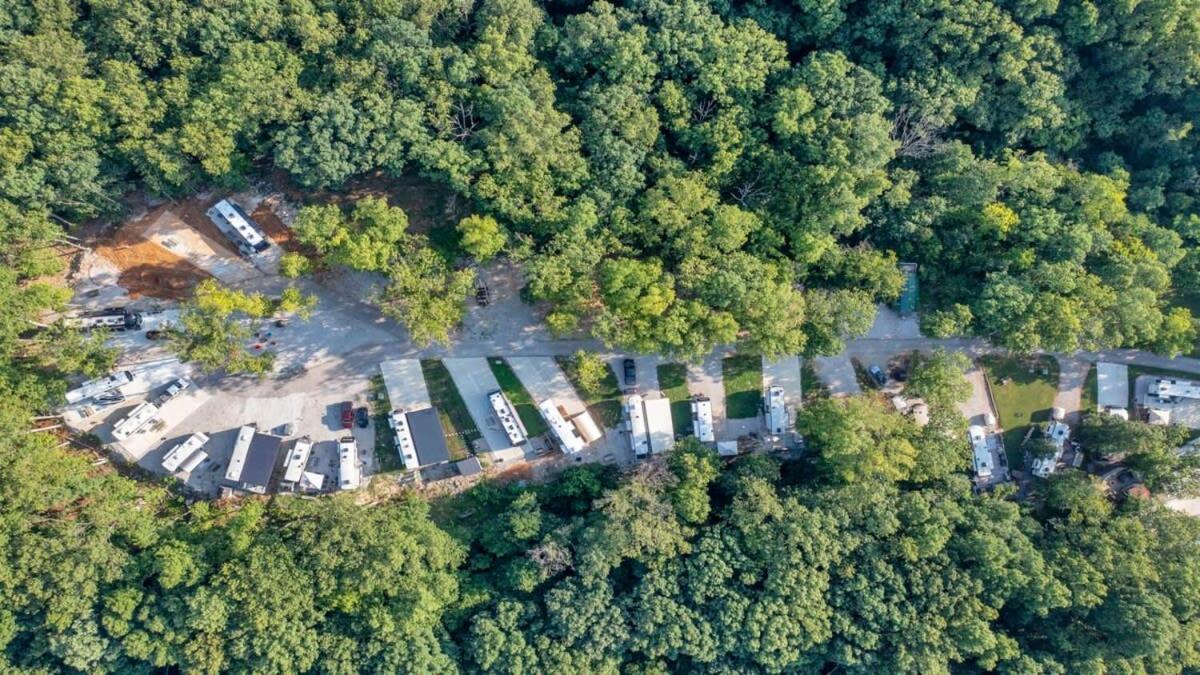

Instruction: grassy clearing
[488,358,549,437]
[980,355,1059,467]
[368,374,403,473]
[657,363,694,437]
[556,355,623,428]
[723,354,763,419]
[419,359,479,461]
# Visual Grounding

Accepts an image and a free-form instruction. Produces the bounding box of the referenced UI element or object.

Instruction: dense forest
[8,412,1200,672]
[3,0,1200,355]
[5,0,1200,671]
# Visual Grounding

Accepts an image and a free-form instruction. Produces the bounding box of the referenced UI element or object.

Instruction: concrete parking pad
[685,353,753,441]
[812,355,861,397]
[379,359,432,412]
[507,357,588,417]
[1096,362,1129,410]
[443,357,517,452]
[763,355,803,432]
[864,305,922,340]
[609,355,662,394]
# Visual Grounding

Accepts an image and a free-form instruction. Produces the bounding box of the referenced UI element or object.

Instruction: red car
[340,402,354,429]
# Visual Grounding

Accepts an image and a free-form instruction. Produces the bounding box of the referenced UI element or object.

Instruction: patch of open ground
[89,210,212,300]
[980,355,1059,465]
[250,199,298,251]
[657,363,694,436]
[419,359,479,461]
[556,355,623,428]
[812,355,860,397]
[488,358,549,436]
[723,354,763,419]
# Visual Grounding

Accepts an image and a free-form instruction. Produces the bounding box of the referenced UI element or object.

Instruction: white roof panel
[766,386,787,435]
[112,402,160,440]
[643,397,674,454]
[539,400,584,454]
[489,391,528,446]
[282,438,313,483]
[161,432,210,473]
[338,437,360,490]
[691,398,714,443]
[225,426,256,482]
[625,395,650,456]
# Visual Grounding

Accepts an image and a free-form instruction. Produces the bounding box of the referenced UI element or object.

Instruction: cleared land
[657,363,694,436]
[90,207,213,300]
[488,358,549,437]
[420,359,479,461]
[556,355,623,428]
[722,354,763,419]
[980,355,1059,465]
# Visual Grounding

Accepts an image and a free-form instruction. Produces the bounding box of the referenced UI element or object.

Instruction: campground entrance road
[231,272,1200,409]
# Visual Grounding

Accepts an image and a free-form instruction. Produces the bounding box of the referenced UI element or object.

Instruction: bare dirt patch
[87,204,215,300]
[250,200,298,251]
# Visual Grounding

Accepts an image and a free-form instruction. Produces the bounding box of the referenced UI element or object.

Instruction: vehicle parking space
[442,357,516,452]
[763,355,803,432]
[507,357,588,417]
[1097,362,1129,410]
[812,356,861,397]
[112,388,213,461]
[687,353,736,440]
[610,355,661,394]
[142,208,262,284]
[958,365,996,427]
[379,359,432,412]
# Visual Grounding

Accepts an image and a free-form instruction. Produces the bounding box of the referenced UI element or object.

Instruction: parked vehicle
[340,402,354,429]
[354,406,369,428]
[157,377,192,403]
[868,364,887,386]
[93,390,126,406]
[623,359,637,386]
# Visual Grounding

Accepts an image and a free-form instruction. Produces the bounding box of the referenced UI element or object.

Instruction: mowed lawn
[723,355,763,419]
[556,356,624,428]
[980,355,1059,465]
[419,359,479,460]
[657,363,694,436]
[487,358,549,437]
